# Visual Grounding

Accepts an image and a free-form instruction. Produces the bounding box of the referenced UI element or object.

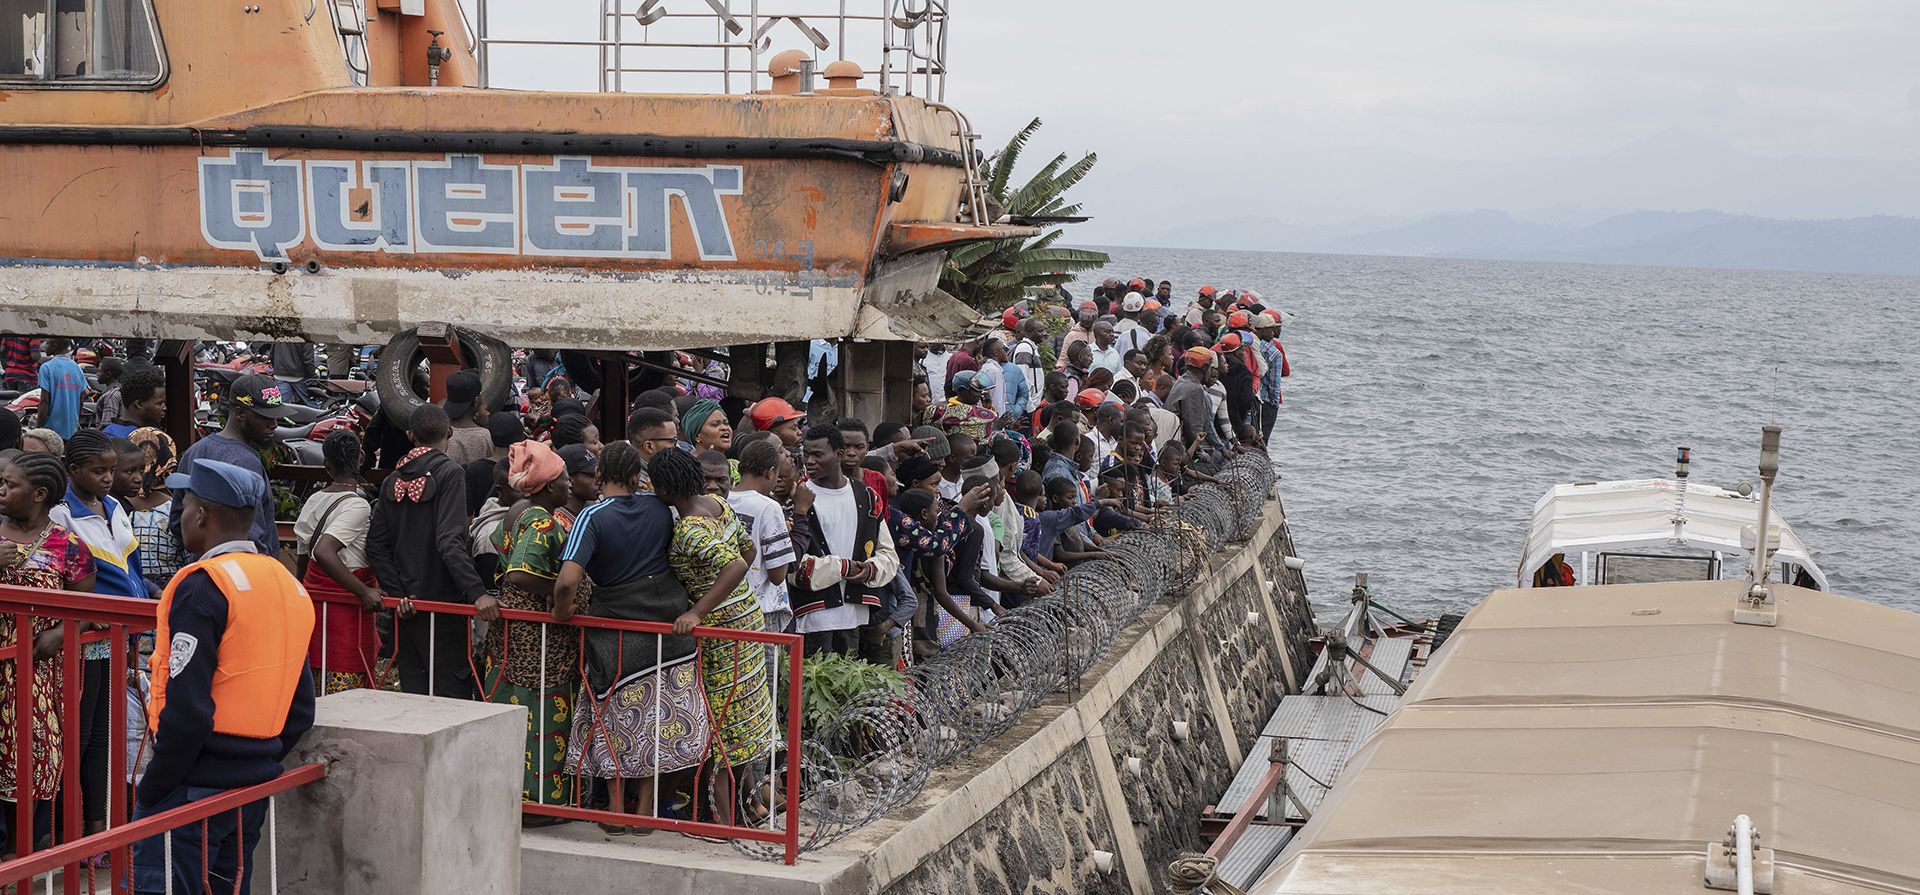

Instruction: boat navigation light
[1670,446,1692,543]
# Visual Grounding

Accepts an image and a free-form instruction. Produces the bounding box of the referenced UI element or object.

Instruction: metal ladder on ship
[326,0,371,86]
[926,102,992,225]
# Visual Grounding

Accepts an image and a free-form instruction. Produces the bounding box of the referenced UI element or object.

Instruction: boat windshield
[1521,478,1828,591]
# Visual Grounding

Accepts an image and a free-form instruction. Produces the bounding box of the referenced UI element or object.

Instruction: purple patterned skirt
[563,656,711,777]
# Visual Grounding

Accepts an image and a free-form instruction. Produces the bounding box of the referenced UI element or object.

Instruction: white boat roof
[1521,478,1828,591]
[1252,579,1920,895]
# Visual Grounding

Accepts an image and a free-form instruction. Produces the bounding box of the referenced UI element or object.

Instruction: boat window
[1596,552,1717,585]
[0,0,165,86]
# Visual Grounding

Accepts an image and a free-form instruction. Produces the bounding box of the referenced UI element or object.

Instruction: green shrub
[797,652,905,735]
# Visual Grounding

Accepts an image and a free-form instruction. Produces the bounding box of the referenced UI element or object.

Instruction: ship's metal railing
[0,585,327,893]
[311,591,806,863]
[470,0,950,99]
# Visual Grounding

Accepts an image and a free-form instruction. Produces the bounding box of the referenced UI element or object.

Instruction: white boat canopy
[1520,478,1828,592]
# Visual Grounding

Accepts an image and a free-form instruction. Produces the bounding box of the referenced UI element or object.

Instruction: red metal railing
[0,574,806,889]
[0,584,328,893]
[310,592,806,864]
[0,763,325,892]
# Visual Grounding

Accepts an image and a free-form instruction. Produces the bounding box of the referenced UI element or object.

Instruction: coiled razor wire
[732,454,1278,860]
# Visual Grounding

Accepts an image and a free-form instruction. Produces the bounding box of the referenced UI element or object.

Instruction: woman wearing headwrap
[124,427,183,590]
[483,439,593,815]
[682,398,732,455]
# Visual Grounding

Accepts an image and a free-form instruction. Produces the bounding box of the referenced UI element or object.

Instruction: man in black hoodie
[368,404,485,699]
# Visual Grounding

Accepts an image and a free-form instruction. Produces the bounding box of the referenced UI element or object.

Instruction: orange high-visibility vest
[148,552,316,738]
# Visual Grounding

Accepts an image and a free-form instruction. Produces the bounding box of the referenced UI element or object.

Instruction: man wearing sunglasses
[624,406,680,491]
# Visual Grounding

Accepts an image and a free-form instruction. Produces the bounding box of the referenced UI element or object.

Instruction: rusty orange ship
[0,0,1024,424]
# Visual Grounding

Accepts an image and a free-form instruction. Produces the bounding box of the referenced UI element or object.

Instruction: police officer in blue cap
[133,459,315,894]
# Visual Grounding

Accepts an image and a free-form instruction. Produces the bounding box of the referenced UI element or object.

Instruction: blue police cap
[166,458,267,510]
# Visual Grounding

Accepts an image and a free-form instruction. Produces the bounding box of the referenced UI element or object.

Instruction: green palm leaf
[940,120,1109,310]
[984,117,1043,200]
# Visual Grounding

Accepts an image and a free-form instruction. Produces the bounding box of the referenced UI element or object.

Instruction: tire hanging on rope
[373,325,514,427]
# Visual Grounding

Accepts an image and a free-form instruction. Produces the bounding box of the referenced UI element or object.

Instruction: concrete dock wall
[517,490,1315,895]
[847,493,1315,895]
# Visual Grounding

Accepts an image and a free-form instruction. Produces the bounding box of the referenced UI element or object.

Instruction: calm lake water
[1071,248,1920,617]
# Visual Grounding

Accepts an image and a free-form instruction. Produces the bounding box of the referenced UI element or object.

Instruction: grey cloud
[466,0,1920,243]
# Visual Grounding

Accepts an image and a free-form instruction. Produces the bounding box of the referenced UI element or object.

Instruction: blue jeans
[131,786,267,895]
[275,377,315,407]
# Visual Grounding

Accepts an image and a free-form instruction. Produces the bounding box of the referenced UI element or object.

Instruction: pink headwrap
[507,440,565,494]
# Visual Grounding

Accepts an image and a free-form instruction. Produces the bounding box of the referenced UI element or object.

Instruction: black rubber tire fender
[374,325,512,428]
[1431,612,1466,651]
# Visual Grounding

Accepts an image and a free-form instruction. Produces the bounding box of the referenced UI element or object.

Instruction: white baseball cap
[1120,291,1145,313]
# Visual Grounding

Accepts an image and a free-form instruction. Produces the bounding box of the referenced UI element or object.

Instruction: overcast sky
[477,1,1920,241]
[951,1,1919,160]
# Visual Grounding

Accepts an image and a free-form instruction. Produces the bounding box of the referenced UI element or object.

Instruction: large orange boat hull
[0,1,1020,349]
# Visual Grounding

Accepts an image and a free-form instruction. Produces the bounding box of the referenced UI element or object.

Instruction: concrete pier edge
[521,492,1312,895]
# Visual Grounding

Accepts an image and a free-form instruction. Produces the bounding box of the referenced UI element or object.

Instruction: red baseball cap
[748,397,804,431]
[1215,333,1243,352]
[1074,388,1107,408]
[1228,310,1251,329]
[1001,307,1025,330]
[1197,285,1217,297]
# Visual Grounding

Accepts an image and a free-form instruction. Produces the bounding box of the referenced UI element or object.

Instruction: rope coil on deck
[1168,853,1252,895]
[731,455,1278,860]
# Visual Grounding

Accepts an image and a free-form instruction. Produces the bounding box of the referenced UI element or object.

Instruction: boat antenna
[1734,426,1782,627]
[1669,446,1691,544]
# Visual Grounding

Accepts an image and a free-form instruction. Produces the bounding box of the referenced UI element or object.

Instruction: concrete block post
[276,690,527,894]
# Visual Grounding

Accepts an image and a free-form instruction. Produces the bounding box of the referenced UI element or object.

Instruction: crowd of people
[0,277,1291,853]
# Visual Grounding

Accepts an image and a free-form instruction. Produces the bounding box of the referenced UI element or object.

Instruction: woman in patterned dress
[558,442,709,835]
[123,428,182,592]
[648,448,777,825]
[481,441,592,814]
[0,450,95,854]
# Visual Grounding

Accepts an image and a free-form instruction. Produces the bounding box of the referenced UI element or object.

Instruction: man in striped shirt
[1,335,36,391]
[727,439,796,633]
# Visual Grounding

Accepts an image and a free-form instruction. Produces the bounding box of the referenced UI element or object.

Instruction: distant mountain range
[1141,209,1920,276]
[1080,128,1920,275]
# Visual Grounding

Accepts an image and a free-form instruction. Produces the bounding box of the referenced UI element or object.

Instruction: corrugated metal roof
[1218,823,1295,890]
[1220,699,1398,818]
[1262,694,1396,742]
[1354,636,1412,696]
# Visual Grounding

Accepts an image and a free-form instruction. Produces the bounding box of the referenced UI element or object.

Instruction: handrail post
[1264,737,1289,821]
[785,637,802,864]
[14,610,34,860]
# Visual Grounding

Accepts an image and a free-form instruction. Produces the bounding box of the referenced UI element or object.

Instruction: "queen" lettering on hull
[198,149,744,264]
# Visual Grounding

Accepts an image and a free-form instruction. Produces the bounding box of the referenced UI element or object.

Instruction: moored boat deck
[1249,578,1920,894]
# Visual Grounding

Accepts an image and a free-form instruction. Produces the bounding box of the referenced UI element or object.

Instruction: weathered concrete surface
[278,690,526,895]
[520,492,1314,895]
